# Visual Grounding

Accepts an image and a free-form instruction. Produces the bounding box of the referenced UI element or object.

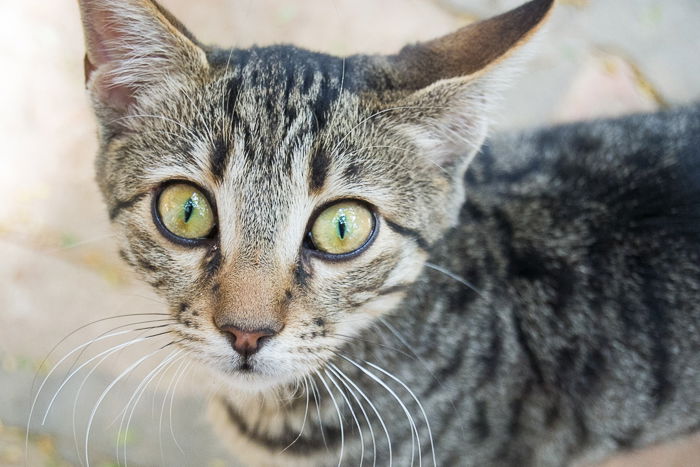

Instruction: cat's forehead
[210,45,360,115]
[197,46,370,167]
[161,47,373,259]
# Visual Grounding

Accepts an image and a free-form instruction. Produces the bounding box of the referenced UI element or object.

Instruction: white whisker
[365,361,437,467]
[316,370,345,467]
[159,355,188,463]
[330,363,391,467]
[42,335,154,425]
[168,359,191,457]
[424,262,485,299]
[106,114,198,141]
[119,350,184,467]
[309,377,328,450]
[84,344,174,466]
[339,355,420,467]
[325,368,365,466]
[328,365,376,467]
[72,339,173,465]
[26,316,173,464]
[280,376,311,454]
[380,316,466,442]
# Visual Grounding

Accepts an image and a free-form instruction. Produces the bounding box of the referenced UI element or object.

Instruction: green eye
[310,201,375,255]
[157,183,215,240]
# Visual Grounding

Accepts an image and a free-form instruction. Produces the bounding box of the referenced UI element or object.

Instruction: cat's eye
[155,183,215,243]
[308,201,376,257]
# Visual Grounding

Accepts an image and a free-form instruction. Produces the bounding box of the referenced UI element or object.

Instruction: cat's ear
[78,0,207,116]
[383,0,555,169]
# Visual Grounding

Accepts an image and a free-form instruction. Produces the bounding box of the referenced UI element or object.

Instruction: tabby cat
[77,0,700,465]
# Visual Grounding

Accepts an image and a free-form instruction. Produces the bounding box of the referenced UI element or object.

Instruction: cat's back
[437,105,700,462]
[469,104,700,224]
[465,104,700,268]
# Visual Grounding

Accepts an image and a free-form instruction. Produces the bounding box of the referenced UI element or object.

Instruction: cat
[76,0,700,465]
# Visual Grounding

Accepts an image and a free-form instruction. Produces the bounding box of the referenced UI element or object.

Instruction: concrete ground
[1,0,699,465]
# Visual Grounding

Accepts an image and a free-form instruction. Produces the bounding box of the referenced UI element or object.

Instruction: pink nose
[219,325,276,356]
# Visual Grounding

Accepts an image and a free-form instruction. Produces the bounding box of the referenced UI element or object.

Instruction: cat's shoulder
[470,103,700,189]
[463,104,700,249]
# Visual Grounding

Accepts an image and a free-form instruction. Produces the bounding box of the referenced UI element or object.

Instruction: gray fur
[78,0,700,465]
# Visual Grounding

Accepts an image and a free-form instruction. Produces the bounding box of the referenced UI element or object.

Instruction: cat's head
[78,0,553,391]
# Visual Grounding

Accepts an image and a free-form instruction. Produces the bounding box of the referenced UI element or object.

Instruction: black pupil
[338,214,346,239]
[183,198,195,223]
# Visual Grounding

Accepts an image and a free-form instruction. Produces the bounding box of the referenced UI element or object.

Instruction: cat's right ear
[374,0,555,176]
[78,0,207,118]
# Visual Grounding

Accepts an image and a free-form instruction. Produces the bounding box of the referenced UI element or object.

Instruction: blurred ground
[1,0,699,465]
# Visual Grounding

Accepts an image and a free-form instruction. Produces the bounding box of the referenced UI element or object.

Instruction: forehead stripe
[308,149,331,193]
[210,136,230,182]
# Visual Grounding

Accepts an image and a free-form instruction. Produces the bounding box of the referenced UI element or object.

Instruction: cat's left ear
[78,0,208,117]
[382,0,555,171]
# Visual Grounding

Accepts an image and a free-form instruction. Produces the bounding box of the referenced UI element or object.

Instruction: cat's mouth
[222,359,267,381]
[225,353,276,380]
[237,359,253,372]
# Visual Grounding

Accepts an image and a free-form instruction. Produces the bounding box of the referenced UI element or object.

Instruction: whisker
[27,327,143,462]
[316,370,345,467]
[424,262,485,299]
[62,319,176,396]
[329,363,391,467]
[159,355,186,464]
[338,354,420,467]
[342,145,451,177]
[30,313,171,395]
[365,361,437,467]
[219,45,236,142]
[167,359,191,458]
[328,365,376,467]
[331,107,415,157]
[279,376,311,454]
[323,48,346,150]
[118,350,184,467]
[308,376,328,450]
[150,351,176,421]
[84,343,177,466]
[379,317,466,440]
[106,114,198,140]
[143,329,176,339]
[40,333,157,426]
[325,368,365,466]
[334,333,416,360]
[72,334,176,465]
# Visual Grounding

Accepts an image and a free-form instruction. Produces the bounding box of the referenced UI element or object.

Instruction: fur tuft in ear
[78,0,207,115]
[383,0,555,176]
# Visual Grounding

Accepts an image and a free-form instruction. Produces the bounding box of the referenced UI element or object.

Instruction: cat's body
[75,0,700,465]
[214,106,700,467]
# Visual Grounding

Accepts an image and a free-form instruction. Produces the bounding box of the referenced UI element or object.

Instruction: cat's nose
[219,325,277,356]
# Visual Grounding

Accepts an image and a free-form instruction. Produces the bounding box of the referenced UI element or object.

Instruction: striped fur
[79,0,699,465]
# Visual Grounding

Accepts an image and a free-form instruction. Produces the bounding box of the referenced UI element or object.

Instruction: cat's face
[80,0,552,391]
[98,50,454,391]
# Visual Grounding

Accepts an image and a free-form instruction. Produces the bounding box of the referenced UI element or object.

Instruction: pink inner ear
[82,5,126,68]
[85,50,137,113]
[81,6,146,112]
[95,73,137,112]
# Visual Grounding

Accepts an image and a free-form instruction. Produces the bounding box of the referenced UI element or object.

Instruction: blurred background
[1,0,699,465]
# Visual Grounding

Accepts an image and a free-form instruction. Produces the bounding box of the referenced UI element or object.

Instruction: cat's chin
[206,358,304,394]
[217,368,299,394]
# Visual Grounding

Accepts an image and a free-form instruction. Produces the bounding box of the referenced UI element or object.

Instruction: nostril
[219,325,277,356]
